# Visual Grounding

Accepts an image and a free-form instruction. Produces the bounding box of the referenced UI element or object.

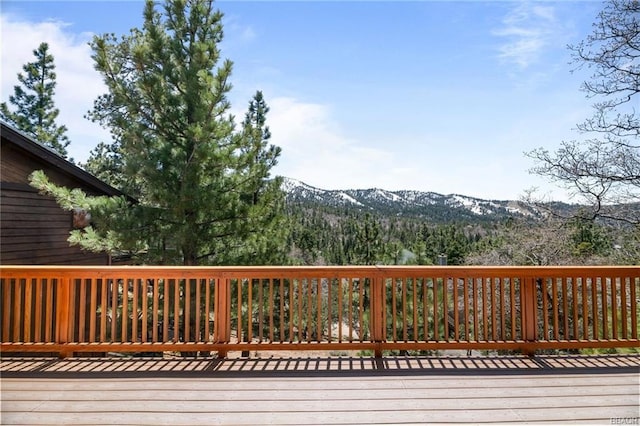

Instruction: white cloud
[263,96,575,201]
[267,97,421,191]
[240,26,256,43]
[1,13,109,162]
[493,3,559,69]
[222,14,257,46]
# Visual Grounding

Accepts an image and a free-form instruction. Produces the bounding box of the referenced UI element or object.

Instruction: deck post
[56,275,73,358]
[214,277,231,358]
[371,275,385,358]
[522,276,538,357]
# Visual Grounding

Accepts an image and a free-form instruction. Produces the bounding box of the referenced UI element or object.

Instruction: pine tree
[231,91,288,265]
[570,215,611,258]
[32,0,286,266]
[1,42,71,158]
[351,213,385,265]
[82,141,127,192]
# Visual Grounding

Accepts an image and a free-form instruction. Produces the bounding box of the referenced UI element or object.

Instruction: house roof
[1,121,124,197]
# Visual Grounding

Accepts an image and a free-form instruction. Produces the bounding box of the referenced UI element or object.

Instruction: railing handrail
[2,264,638,277]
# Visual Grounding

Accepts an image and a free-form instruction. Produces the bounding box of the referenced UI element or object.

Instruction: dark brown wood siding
[1,142,107,196]
[0,184,109,265]
[1,127,117,265]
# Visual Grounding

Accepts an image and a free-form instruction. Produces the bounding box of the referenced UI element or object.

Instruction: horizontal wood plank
[1,361,638,425]
[3,394,637,413]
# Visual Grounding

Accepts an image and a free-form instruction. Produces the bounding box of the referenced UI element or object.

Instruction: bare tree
[528,0,639,225]
[466,218,574,266]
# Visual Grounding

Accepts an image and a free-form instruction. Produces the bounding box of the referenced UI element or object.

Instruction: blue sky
[1,1,604,201]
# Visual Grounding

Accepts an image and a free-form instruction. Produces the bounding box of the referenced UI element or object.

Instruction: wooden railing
[1,266,638,358]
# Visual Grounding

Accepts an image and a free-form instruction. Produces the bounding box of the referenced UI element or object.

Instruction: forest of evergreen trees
[284,201,639,267]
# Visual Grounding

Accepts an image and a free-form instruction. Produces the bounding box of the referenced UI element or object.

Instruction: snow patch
[337,192,363,206]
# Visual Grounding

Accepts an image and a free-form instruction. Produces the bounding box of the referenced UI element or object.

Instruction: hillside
[282,177,550,224]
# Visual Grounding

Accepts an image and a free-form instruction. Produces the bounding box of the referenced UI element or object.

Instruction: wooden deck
[1,354,639,425]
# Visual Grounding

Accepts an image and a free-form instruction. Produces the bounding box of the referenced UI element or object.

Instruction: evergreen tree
[569,215,611,258]
[1,42,71,158]
[350,213,385,265]
[32,0,285,266]
[231,91,288,265]
[82,141,127,192]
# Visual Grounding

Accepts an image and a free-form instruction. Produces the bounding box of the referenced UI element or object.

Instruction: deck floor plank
[2,384,637,401]
[3,393,638,411]
[1,374,637,389]
[1,355,638,425]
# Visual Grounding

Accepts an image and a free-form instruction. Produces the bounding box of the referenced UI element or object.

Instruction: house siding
[1,123,120,265]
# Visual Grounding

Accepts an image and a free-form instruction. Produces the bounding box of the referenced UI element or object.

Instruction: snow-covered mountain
[282,177,541,222]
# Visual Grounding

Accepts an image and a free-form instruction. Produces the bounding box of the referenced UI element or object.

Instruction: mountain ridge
[281,177,546,222]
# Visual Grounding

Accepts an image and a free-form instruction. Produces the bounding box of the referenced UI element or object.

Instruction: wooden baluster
[391,278,397,343]
[510,278,517,341]
[289,278,295,343]
[132,278,139,343]
[631,277,637,340]
[152,278,159,343]
[464,278,471,342]
[141,278,149,343]
[541,278,549,342]
[337,278,343,343]
[89,279,97,343]
[522,276,538,356]
[591,276,598,341]
[45,279,54,342]
[204,279,211,343]
[348,278,353,342]
[402,278,407,342]
[184,279,191,342]
[358,278,364,343]
[611,276,618,340]
[174,278,180,343]
[163,279,170,343]
[601,277,608,340]
[561,278,569,340]
[620,276,628,340]
[581,277,588,341]
[453,277,459,342]
[499,278,506,342]
[13,278,22,343]
[572,277,579,340]
[482,278,488,342]
[269,278,275,343]
[413,278,418,342]
[471,277,478,343]
[278,278,286,343]
[371,275,384,358]
[23,278,33,343]
[122,278,129,343]
[34,278,43,342]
